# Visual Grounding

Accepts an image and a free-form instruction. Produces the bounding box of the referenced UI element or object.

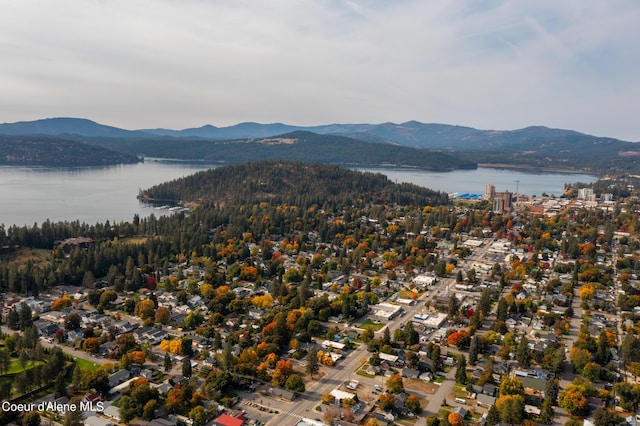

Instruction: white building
[413,274,437,286]
[372,302,402,320]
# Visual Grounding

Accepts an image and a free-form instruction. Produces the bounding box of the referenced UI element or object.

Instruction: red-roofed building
[214,413,246,426]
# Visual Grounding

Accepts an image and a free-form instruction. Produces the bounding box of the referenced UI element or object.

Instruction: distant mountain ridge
[2,117,634,147]
[0,117,148,138]
[2,117,640,173]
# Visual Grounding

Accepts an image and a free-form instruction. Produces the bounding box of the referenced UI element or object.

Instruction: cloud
[1,0,639,140]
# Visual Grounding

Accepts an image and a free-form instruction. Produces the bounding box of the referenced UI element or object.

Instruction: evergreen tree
[622,333,636,365]
[468,335,479,366]
[455,355,468,384]
[72,364,83,390]
[7,308,19,330]
[55,372,67,398]
[298,280,310,307]
[341,296,351,318]
[593,407,621,426]
[596,328,611,365]
[479,288,492,316]
[470,309,482,330]
[382,327,391,346]
[0,349,9,374]
[274,313,290,346]
[19,302,33,330]
[545,378,559,405]
[539,397,554,424]
[369,352,381,366]
[496,298,508,322]
[213,331,222,350]
[448,294,459,319]
[164,352,173,372]
[182,357,192,378]
[221,341,233,371]
[181,338,193,356]
[306,348,319,378]
[486,404,501,426]
[404,322,419,346]
[516,336,531,368]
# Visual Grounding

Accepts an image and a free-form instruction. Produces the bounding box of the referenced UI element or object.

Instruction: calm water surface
[0,161,596,227]
[362,167,596,197]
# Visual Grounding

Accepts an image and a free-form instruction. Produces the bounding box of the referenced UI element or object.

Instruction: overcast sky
[2,1,639,140]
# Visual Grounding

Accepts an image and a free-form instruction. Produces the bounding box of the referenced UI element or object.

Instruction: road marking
[279,410,303,419]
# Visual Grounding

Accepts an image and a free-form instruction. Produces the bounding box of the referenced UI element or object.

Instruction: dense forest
[0,135,140,166]
[138,161,450,207]
[453,131,640,173]
[0,162,450,294]
[84,131,476,171]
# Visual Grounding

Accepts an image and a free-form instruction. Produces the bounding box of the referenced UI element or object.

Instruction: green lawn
[355,362,375,378]
[359,320,384,331]
[397,290,420,299]
[395,415,418,426]
[6,359,45,375]
[74,357,101,372]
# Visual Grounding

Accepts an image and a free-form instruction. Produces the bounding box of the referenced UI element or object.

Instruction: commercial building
[492,191,513,214]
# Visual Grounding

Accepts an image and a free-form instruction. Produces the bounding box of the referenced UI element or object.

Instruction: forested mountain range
[0,117,146,138]
[138,161,450,208]
[89,131,475,171]
[0,135,140,166]
[3,117,640,173]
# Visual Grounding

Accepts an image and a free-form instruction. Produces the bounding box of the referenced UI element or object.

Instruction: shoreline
[476,163,594,175]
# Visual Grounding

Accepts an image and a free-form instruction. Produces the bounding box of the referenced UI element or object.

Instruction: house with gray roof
[108,369,130,388]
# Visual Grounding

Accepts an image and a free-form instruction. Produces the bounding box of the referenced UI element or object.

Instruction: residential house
[483,384,498,397]
[401,368,420,379]
[148,418,177,426]
[477,393,496,407]
[108,369,130,388]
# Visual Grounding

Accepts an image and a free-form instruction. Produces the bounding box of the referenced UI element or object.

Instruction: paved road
[424,365,457,415]
[1,325,112,366]
[274,340,375,426]
[264,238,502,425]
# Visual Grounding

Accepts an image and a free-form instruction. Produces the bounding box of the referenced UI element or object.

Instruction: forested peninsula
[0,135,139,166]
[138,161,450,207]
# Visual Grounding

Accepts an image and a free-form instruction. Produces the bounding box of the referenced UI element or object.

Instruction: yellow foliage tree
[445,264,456,275]
[252,294,274,309]
[159,339,183,354]
[317,350,335,366]
[579,283,596,301]
[51,293,73,311]
[200,283,214,299]
[135,299,156,320]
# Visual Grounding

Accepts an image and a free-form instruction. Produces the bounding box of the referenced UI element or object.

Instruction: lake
[0,161,596,227]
